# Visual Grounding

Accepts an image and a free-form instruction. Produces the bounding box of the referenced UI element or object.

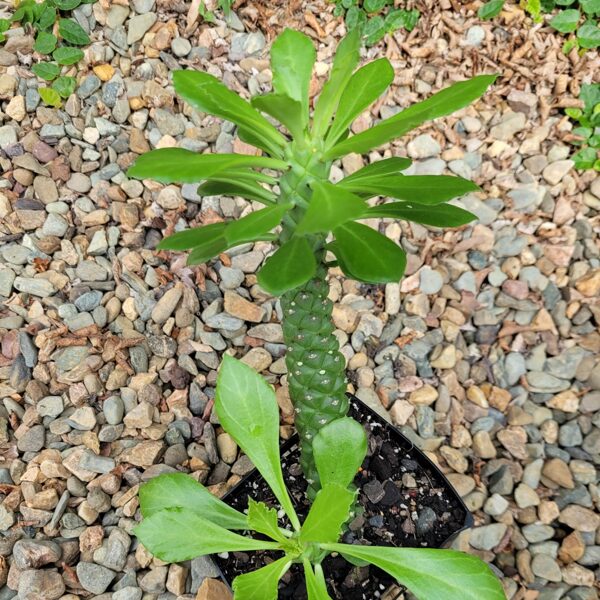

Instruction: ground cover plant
[566,82,600,170]
[478,0,600,52]
[0,0,95,106]
[130,26,505,598]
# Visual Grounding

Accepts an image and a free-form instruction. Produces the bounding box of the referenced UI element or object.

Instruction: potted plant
[129,28,504,599]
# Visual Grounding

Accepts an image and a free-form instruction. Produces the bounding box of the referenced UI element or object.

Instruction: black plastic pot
[213,395,473,598]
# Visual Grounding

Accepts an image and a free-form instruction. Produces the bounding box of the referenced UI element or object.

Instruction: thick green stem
[281,263,348,497]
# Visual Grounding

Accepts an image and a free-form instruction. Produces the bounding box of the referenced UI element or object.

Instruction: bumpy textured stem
[281,263,348,496]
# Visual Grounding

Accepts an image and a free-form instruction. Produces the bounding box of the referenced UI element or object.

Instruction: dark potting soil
[215,398,470,599]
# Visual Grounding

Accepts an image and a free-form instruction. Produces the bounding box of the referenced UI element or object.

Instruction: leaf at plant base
[53,46,84,65]
[296,182,367,234]
[247,499,288,544]
[54,0,82,9]
[157,222,227,251]
[365,202,478,227]
[338,174,480,204]
[478,0,505,19]
[270,28,315,127]
[326,59,394,146]
[580,0,600,14]
[52,76,77,99]
[38,87,62,107]
[326,74,497,159]
[550,9,581,32]
[173,70,286,156]
[58,18,90,45]
[135,507,279,563]
[233,556,292,600]
[196,180,276,204]
[215,355,301,530]
[332,222,407,283]
[342,157,412,184]
[225,204,290,247]
[304,561,333,600]
[314,418,367,489]
[34,31,57,54]
[37,4,56,30]
[321,544,506,600]
[139,472,248,529]
[313,29,360,137]
[32,62,60,81]
[128,149,286,184]
[257,237,317,295]
[577,20,600,48]
[300,483,354,543]
[251,93,305,139]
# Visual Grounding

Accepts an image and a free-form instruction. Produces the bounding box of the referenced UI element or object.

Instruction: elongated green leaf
[251,93,305,139]
[478,0,504,19]
[321,544,506,600]
[135,507,279,563]
[233,557,291,600]
[341,157,412,184]
[326,74,497,158]
[304,561,333,600]
[216,355,301,530]
[196,180,276,204]
[326,59,394,146]
[173,70,286,156]
[314,418,367,489]
[225,204,291,246]
[157,222,227,251]
[32,62,60,81]
[187,237,228,265]
[339,174,480,203]
[296,182,366,234]
[332,222,406,283]
[365,202,477,227]
[300,483,354,543]
[34,31,57,54]
[257,237,317,295]
[128,149,286,183]
[139,472,248,529]
[313,29,360,137]
[270,28,315,127]
[58,18,90,45]
[247,499,288,544]
[53,46,84,65]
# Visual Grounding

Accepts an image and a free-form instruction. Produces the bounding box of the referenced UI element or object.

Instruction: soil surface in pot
[216,399,468,599]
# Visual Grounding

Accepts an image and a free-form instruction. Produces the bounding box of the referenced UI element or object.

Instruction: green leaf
[37,5,56,30]
[326,74,497,159]
[270,28,315,127]
[321,545,506,600]
[345,6,367,31]
[300,483,354,543]
[32,62,60,81]
[128,149,286,183]
[339,174,480,203]
[550,9,580,32]
[34,31,58,54]
[580,0,600,14]
[157,222,227,251]
[215,355,301,530]
[579,83,600,113]
[332,221,407,283]
[386,8,421,32]
[196,179,276,204]
[364,0,386,12]
[139,472,248,529]
[38,87,62,107]
[52,75,77,99]
[572,147,597,169]
[478,0,505,19]
[562,38,578,53]
[365,202,478,227]
[364,15,386,46]
[257,237,317,295]
[342,157,412,184]
[326,58,394,146]
[58,18,90,45]
[134,507,279,563]
[54,0,82,9]
[247,499,288,544]
[313,29,360,138]
[53,46,84,65]
[304,561,333,600]
[233,557,292,600]
[173,70,286,156]
[296,182,367,234]
[0,18,11,33]
[187,237,228,265]
[525,0,543,21]
[225,204,291,246]
[314,417,367,489]
[251,93,305,139]
[577,20,600,48]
